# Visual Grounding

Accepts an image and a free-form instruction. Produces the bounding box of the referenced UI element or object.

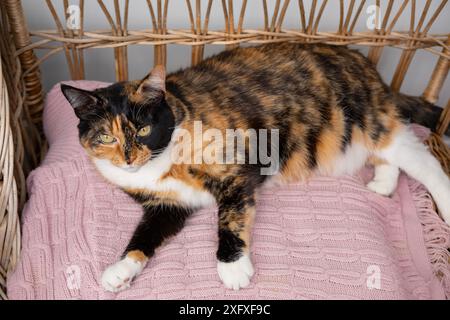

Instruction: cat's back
[166,43,380,103]
[165,43,387,138]
[170,43,372,83]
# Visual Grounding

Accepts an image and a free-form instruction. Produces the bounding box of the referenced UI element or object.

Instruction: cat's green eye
[137,125,151,137]
[99,134,116,144]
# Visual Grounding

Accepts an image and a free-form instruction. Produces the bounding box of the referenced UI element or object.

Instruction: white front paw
[101,257,145,293]
[217,254,254,290]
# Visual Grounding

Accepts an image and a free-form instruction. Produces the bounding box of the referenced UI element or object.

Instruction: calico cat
[61,43,450,292]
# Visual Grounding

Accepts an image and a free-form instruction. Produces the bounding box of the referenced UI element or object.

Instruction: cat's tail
[394,93,449,136]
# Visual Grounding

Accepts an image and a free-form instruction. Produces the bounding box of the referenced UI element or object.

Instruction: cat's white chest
[93,157,216,208]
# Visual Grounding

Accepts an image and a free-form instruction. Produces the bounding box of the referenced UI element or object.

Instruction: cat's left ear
[137,65,166,97]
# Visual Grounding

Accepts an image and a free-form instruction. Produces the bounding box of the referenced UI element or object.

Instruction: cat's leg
[101,203,192,292]
[375,126,450,224]
[367,163,400,196]
[216,195,256,290]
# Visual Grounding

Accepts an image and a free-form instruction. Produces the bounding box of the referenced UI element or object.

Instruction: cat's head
[61,66,175,172]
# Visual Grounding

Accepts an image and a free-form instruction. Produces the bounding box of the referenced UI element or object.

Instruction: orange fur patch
[126,250,148,263]
[316,107,345,173]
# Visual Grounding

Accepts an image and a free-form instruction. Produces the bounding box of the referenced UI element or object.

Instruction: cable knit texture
[7,81,449,300]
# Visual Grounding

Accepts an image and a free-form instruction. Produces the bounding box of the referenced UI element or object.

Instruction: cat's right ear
[61,84,100,119]
[136,65,166,98]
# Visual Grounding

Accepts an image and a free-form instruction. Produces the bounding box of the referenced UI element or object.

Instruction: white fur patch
[367,164,399,196]
[93,131,216,208]
[101,257,146,293]
[326,143,369,177]
[217,254,254,290]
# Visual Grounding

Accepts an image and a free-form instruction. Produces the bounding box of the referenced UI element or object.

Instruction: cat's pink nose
[126,155,137,165]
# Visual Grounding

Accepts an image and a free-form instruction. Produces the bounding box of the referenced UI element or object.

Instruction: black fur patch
[217,228,245,262]
[123,203,193,258]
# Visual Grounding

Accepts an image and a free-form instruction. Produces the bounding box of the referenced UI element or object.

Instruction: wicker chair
[0,0,449,299]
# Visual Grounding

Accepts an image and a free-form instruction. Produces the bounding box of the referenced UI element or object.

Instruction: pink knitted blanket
[7,81,450,299]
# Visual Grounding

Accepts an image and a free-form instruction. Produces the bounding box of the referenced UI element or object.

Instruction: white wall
[22,0,449,107]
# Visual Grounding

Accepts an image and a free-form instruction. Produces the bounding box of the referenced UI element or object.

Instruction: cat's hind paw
[367,164,399,196]
[217,254,254,290]
[367,179,397,196]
